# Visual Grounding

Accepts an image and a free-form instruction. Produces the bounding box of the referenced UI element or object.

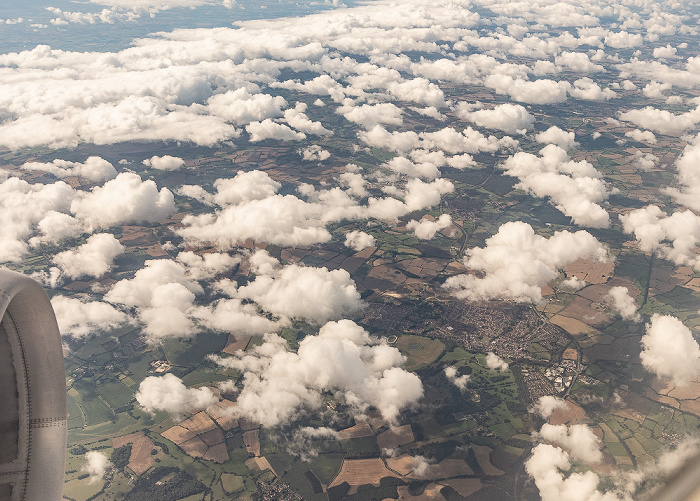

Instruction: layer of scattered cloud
[500,145,610,228]
[344,230,376,251]
[606,286,641,322]
[52,296,129,339]
[143,155,186,171]
[640,314,700,386]
[406,214,452,240]
[485,352,509,371]
[443,221,609,303]
[620,205,700,269]
[82,452,111,484]
[53,233,125,279]
[21,156,117,182]
[209,320,423,427]
[136,373,219,418]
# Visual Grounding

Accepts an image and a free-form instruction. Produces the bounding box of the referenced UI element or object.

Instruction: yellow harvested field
[161,425,196,445]
[549,398,586,426]
[682,277,700,292]
[645,388,680,410]
[255,456,275,475]
[397,484,445,500]
[386,455,415,476]
[564,258,614,284]
[112,432,155,476]
[206,399,239,430]
[377,425,414,450]
[329,458,398,488]
[337,422,374,440]
[180,411,217,434]
[439,478,482,498]
[243,429,261,457]
[181,436,208,458]
[680,398,700,417]
[203,442,229,463]
[550,315,611,348]
[562,348,578,361]
[668,380,700,400]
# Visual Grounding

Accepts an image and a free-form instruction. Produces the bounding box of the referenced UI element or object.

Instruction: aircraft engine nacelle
[0,269,66,501]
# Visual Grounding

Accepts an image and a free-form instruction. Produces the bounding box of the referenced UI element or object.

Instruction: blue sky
[0,0,357,53]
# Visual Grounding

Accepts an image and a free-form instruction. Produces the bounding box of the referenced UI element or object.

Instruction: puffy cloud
[569,78,616,101]
[339,171,368,198]
[142,155,185,171]
[212,170,281,207]
[631,151,658,171]
[300,145,331,162]
[462,103,535,134]
[178,173,452,249]
[136,373,219,418]
[525,444,623,501]
[443,221,609,303]
[345,230,375,251]
[235,263,363,324]
[0,178,76,262]
[420,125,514,155]
[337,103,404,129]
[284,105,332,136]
[620,205,700,269]
[105,259,201,340]
[666,136,700,210]
[604,30,643,48]
[246,119,306,142]
[484,75,570,105]
[82,452,111,484]
[192,295,284,335]
[175,251,240,280]
[618,106,698,135]
[46,6,141,25]
[555,52,604,73]
[403,178,454,212]
[643,81,672,99]
[485,352,509,371]
[359,125,421,153]
[500,144,610,228]
[387,78,446,108]
[207,88,286,125]
[606,286,640,322]
[384,157,440,180]
[531,396,567,419]
[624,129,657,144]
[209,320,423,427]
[444,365,469,391]
[71,172,175,230]
[177,194,333,248]
[640,315,700,386]
[88,0,216,8]
[653,44,677,59]
[52,296,129,339]
[537,423,603,464]
[535,126,578,150]
[21,156,117,182]
[53,233,125,279]
[406,214,452,240]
